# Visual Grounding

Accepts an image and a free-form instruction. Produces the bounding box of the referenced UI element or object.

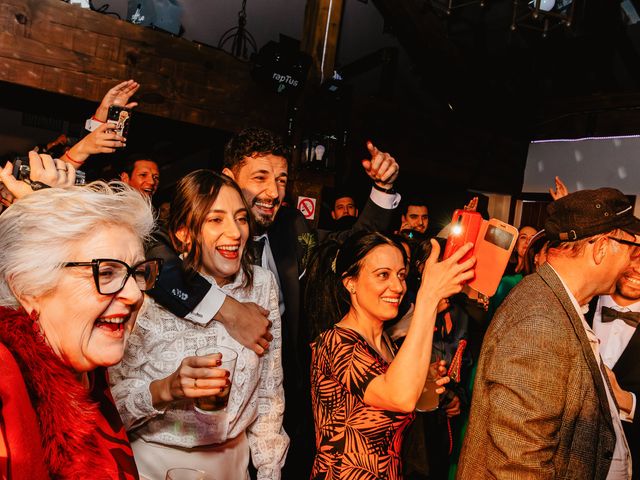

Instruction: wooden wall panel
[0,0,287,133]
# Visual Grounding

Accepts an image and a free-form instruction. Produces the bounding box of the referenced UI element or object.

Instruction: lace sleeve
[246,271,289,480]
[108,299,168,430]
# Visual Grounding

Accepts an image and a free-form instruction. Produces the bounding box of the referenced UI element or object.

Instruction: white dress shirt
[109,266,288,480]
[593,296,638,422]
[254,233,285,316]
[550,266,632,479]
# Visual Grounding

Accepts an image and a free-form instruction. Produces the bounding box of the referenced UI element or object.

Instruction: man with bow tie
[459,187,639,479]
[587,260,640,479]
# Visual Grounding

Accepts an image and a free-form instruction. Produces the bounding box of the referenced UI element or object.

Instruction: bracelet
[91,115,105,123]
[372,183,396,195]
[64,151,81,166]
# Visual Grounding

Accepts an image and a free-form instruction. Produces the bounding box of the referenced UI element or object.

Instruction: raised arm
[363,241,475,412]
[549,176,569,201]
[93,80,140,123]
[64,123,126,168]
[0,152,76,204]
[329,141,400,242]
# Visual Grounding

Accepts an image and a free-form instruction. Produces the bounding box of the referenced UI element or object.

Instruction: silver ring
[57,168,67,172]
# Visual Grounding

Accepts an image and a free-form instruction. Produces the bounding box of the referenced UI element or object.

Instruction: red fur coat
[0,307,138,479]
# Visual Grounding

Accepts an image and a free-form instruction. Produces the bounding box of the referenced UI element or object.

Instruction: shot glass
[194,345,237,414]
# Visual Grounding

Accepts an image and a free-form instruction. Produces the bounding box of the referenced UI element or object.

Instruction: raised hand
[0,152,76,201]
[549,176,569,201]
[94,79,140,123]
[65,123,127,167]
[418,239,475,303]
[361,141,399,189]
[0,175,15,208]
[463,196,478,211]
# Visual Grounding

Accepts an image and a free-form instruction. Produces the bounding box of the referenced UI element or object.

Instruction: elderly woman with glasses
[0,181,161,480]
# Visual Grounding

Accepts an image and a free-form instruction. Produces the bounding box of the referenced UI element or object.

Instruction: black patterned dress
[310,326,415,479]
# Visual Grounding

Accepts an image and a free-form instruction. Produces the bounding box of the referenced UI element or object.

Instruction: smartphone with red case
[443,209,483,263]
[469,218,518,296]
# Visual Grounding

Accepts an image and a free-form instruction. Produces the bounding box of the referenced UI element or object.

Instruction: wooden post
[302,0,345,84]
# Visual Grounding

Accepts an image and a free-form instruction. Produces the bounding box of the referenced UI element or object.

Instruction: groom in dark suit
[585,260,640,479]
[146,127,401,478]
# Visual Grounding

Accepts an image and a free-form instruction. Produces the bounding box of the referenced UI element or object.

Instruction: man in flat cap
[458,188,639,479]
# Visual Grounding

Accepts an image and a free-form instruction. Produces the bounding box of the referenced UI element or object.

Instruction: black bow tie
[601,305,640,328]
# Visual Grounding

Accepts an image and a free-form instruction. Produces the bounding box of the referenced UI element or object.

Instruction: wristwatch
[372,183,396,195]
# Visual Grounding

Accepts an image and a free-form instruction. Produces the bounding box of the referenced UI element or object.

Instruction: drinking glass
[165,468,206,480]
[415,360,441,412]
[194,345,237,414]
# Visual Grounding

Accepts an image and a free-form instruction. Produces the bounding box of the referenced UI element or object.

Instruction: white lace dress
[109,266,288,480]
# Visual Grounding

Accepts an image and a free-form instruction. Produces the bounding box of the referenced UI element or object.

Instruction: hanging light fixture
[511,0,577,37]
[532,0,555,12]
[218,0,257,60]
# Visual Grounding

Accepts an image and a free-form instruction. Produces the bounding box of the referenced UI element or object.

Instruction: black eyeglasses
[607,236,640,259]
[64,258,163,295]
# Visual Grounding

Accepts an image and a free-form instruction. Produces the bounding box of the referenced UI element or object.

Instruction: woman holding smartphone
[305,231,475,479]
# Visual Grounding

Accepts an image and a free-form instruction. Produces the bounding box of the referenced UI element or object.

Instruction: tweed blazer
[457,263,616,479]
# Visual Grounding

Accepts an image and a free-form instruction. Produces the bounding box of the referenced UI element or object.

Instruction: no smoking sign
[297,196,316,220]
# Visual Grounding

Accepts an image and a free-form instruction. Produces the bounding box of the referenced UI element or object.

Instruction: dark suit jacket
[146,196,394,478]
[458,263,616,479]
[586,297,640,478]
[146,197,394,373]
[146,228,211,318]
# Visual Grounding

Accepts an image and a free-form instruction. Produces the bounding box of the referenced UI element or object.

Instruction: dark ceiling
[370,0,640,138]
[3,0,640,201]
[330,0,640,197]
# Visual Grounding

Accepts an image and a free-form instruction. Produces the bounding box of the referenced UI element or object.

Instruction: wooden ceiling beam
[0,0,287,133]
[302,0,345,83]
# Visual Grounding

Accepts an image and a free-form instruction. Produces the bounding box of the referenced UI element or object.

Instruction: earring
[28,309,45,340]
[350,287,356,294]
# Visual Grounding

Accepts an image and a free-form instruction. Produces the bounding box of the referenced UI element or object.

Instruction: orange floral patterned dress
[310,326,415,479]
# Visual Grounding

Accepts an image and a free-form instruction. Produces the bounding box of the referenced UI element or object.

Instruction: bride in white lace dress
[109,170,288,480]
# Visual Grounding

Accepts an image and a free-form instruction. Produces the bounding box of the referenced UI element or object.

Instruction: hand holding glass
[194,345,237,414]
[416,359,448,412]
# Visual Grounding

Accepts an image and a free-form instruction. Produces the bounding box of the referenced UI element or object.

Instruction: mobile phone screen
[484,225,514,250]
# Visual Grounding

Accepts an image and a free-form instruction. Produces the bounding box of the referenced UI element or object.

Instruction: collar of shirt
[253,234,285,316]
[546,265,599,354]
[201,269,245,291]
[593,295,639,371]
[546,266,632,476]
[599,295,640,312]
